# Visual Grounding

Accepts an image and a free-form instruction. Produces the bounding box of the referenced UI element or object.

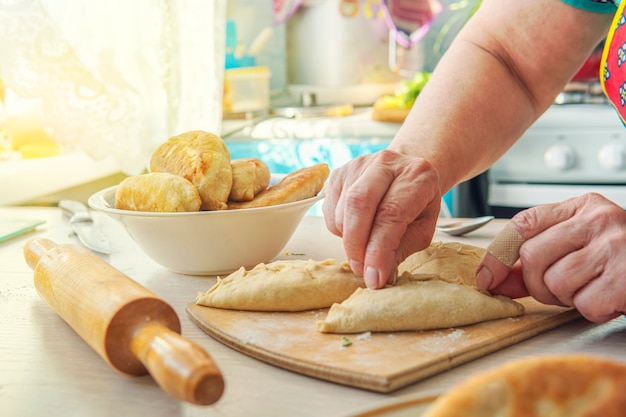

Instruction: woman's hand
[476,193,626,323]
[322,149,441,289]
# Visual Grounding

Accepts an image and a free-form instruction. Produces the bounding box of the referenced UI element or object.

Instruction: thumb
[476,252,513,291]
[476,259,530,298]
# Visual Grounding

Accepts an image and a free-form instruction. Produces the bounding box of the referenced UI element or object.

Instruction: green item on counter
[380,71,432,109]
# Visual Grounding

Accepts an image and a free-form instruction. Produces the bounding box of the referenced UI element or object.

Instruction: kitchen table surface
[1,206,625,417]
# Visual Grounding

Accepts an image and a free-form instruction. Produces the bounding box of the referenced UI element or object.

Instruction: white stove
[488,102,626,215]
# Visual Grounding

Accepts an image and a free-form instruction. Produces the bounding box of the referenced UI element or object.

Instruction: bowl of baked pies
[88,130,329,276]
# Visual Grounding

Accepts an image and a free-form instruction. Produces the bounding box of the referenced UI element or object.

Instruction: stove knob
[597,142,626,171]
[544,143,576,171]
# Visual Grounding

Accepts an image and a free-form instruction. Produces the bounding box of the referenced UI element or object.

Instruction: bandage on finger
[487,224,524,268]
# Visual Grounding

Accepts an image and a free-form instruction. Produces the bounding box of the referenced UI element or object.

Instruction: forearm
[389,0,612,194]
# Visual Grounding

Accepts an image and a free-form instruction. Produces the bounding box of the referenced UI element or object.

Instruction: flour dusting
[408,328,470,354]
[356,331,372,341]
[446,329,465,340]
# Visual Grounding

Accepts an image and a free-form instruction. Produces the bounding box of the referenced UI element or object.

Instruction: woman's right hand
[322,149,442,289]
[476,193,626,323]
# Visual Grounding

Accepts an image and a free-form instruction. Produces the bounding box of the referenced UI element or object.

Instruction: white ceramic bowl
[88,183,323,276]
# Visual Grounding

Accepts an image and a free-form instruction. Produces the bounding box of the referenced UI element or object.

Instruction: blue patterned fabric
[227,139,389,175]
[226,139,390,216]
[226,138,455,216]
[561,0,618,12]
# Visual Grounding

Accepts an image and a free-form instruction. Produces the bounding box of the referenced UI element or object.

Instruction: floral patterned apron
[601,0,626,123]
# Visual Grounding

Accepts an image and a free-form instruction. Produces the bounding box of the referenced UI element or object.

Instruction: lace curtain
[0,0,226,174]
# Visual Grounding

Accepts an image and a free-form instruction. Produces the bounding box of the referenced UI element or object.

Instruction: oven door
[489,183,626,218]
[487,103,626,217]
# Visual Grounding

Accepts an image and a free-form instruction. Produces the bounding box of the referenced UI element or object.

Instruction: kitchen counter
[0,153,122,206]
[1,206,625,417]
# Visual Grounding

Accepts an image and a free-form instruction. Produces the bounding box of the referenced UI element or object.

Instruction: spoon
[436,216,495,237]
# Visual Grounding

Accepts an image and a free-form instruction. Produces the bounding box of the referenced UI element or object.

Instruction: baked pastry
[228,163,329,209]
[316,272,524,333]
[149,130,232,211]
[195,258,365,312]
[229,158,271,202]
[421,355,626,417]
[115,172,201,212]
[316,242,523,333]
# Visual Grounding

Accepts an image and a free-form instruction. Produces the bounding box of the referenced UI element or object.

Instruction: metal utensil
[436,216,495,237]
[221,93,354,139]
[59,199,111,254]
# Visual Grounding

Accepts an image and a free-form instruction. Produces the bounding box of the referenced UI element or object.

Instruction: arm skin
[323,0,612,289]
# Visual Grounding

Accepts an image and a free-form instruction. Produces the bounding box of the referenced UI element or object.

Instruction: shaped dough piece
[421,355,626,417]
[229,158,271,202]
[228,163,329,209]
[115,172,201,212]
[195,258,365,312]
[399,241,486,286]
[150,130,232,211]
[316,273,524,333]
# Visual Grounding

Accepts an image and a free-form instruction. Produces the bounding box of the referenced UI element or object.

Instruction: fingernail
[475,266,493,290]
[364,266,380,289]
[349,259,364,275]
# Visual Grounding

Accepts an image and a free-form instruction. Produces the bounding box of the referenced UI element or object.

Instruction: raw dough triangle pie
[317,242,524,333]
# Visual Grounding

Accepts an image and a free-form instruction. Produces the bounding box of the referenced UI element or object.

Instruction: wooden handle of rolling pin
[23,238,224,405]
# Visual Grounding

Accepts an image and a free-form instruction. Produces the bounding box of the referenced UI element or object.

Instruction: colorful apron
[601,0,626,123]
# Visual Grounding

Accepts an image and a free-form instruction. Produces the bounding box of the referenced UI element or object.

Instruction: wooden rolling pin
[23,238,224,405]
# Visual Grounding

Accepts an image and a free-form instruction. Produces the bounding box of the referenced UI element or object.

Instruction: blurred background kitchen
[2,0,624,218]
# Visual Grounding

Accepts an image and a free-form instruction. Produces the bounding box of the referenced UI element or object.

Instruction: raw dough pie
[195,258,365,312]
[316,272,524,333]
[196,242,525,332]
[316,242,524,333]
[398,241,486,285]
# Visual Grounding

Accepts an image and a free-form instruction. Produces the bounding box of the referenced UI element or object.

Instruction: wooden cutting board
[186,298,580,392]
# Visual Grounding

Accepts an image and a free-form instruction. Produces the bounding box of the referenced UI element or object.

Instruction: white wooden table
[1,206,625,417]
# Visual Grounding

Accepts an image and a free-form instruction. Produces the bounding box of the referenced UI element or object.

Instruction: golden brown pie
[421,355,626,417]
[115,172,201,212]
[229,158,271,202]
[150,130,232,211]
[228,163,329,209]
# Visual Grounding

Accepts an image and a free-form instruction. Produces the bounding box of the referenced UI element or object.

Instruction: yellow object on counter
[371,71,431,123]
[0,77,5,105]
[17,142,60,158]
[223,66,270,114]
[324,104,354,117]
[4,114,60,158]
